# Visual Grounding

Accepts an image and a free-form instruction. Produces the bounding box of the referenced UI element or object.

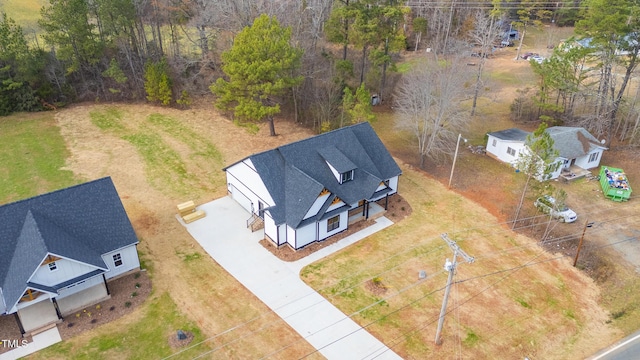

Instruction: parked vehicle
[534,195,577,223]
[522,52,538,60]
[529,55,545,64]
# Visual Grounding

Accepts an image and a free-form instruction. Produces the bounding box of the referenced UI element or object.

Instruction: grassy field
[30,293,212,360]
[0,0,45,30]
[0,112,78,203]
[300,164,614,359]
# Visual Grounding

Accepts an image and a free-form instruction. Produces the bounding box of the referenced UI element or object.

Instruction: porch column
[14,313,25,335]
[51,298,63,319]
[103,274,111,296]
[365,200,370,220]
[385,193,389,210]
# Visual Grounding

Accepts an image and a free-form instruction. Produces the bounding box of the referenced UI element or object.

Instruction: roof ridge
[0,177,112,208]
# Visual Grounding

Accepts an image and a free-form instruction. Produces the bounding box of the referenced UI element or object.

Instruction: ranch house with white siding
[486,126,607,180]
[0,177,140,335]
[224,122,402,250]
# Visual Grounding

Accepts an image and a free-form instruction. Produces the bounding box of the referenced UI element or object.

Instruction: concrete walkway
[0,327,61,360]
[181,196,402,360]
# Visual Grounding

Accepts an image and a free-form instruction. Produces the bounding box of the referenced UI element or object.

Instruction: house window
[48,262,58,272]
[589,152,599,163]
[507,147,516,156]
[113,253,123,267]
[341,170,353,183]
[492,139,497,147]
[327,215,340,232]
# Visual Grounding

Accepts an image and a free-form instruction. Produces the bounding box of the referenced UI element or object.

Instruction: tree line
[4,0,640,150]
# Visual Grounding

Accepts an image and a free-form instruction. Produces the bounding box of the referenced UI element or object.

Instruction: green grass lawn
[0,112,78,204]
[0,0,46,30]
[28,293,212,360]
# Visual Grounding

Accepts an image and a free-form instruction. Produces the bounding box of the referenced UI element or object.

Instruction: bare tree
[467,10,503,116]
[393,57,472,167]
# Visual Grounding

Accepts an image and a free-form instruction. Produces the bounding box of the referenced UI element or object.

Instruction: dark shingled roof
[543,126,606,159]
[488,128,530,141]
[226,122,401,228]
[0,177,138,313]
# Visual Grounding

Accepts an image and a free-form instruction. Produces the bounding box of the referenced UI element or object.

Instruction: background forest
[1,0,639,151]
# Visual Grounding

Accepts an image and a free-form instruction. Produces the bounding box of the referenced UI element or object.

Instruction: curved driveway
[181,196,402,360]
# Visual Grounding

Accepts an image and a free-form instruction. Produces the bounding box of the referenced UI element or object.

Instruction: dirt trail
[56,102,321,358]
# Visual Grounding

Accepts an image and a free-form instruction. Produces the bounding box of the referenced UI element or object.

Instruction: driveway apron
[181,196,402,360]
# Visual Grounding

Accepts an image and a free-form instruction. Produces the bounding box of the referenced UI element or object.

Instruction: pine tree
[211,14,303,136]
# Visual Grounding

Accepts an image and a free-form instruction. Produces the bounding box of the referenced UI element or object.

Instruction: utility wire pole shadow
[435,233,475,345]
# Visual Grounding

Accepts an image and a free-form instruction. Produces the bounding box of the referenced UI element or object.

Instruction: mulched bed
[0,270,151,354]
[260,194,412,262]
[57,270,152,340]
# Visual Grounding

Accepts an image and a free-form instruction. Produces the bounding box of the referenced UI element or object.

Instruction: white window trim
[327,215,340,232]
[507,147,516,156]
[48,262,58,272]
[113,253,123,267]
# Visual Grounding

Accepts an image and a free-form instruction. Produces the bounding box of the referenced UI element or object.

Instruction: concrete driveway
[180,196,402,360]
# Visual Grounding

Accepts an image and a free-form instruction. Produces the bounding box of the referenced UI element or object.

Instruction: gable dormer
[317,146,356,184]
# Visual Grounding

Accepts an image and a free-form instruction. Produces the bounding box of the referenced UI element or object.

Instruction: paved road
[588,330,640,360]
[182,196,402,360]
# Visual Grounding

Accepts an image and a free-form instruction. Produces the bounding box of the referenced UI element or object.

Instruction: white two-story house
[224,122,402,250]
[0,177,140,335]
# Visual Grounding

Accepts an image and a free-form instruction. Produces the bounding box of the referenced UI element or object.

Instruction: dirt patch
[57,270,152,340]
[364,278,389,296]
[167,330,194,348]
[259,194,412,262]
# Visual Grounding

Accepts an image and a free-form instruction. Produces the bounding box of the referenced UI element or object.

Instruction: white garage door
[229,184,252,214]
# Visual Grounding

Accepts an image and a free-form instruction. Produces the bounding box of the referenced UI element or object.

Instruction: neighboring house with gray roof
[486,126,607,179]
[224,122,402,250]
[0,177,140,335]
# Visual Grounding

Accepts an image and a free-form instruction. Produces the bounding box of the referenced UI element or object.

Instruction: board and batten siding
[296,223,317,248]
[0,288,6,314]
[226,159,275,215]
[574,149,604,170]
[102,245,140,279]
[264,212,280,244]
[318,212,348,241]
[29,257,103,286]
[303,193,330,220]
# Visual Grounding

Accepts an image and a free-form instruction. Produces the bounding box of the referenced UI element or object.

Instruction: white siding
[296,223,317,248]
[303,193,330,219]
[326,199,345,212]
[264,212,278,244]
[226,159,274,215]
[325,161,341,183]
[102,245,140,279]
[29,257,101,286]
[286,226,296,249]
[388,176,399,193]
[278,225,287,246]
[56,274,103,299]
[0,288,6,314]
[318,212,348,240]
[486,136,526,165]
[575,149,604,170]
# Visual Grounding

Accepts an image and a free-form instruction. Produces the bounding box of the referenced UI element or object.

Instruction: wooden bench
[177,200,196,216]
[182,210,206,224]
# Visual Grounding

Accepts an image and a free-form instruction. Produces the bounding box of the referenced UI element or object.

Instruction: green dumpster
[599,166,632,202]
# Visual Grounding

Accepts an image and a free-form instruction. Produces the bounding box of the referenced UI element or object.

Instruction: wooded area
[1,0,640,148]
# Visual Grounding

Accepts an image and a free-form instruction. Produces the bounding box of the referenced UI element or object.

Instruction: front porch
[560,165,592,182]
[348,201,386,225]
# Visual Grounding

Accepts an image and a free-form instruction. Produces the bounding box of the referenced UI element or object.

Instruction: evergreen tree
[144,58,172,106]
[211,14,303,136]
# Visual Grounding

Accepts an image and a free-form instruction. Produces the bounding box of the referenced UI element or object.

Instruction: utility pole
[448,134,467,189]
[435,233,475,345]
[573,220,594,267]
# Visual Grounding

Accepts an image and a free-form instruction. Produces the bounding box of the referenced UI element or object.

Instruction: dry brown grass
[51,102,323,359]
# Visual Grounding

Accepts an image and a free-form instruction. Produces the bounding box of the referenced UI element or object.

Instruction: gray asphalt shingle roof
[544,126,605,159]
[0,177,138,313]
[227,123,401,229]
[488,128,530,141]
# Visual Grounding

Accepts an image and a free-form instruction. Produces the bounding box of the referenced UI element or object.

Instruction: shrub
[125,301,132,308]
